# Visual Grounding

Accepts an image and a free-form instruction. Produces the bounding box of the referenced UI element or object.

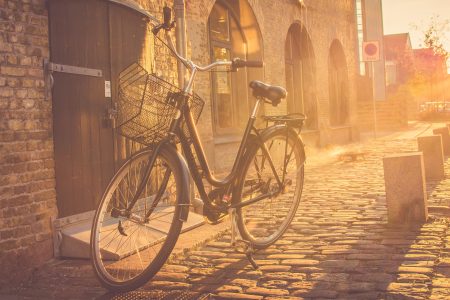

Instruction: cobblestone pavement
[2,123,450,299]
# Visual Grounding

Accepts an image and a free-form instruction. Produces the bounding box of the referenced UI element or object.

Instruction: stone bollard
[383,153,428,224]
[433,127,450,155]
[417,135,445,181]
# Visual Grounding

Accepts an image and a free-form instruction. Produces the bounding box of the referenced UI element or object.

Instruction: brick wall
[357,77,409,132]
[357,99,408,132]
[0,0,57,287]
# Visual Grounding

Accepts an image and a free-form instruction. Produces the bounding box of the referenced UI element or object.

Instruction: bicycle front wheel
[235,127,305,249]
[91,147,185,292]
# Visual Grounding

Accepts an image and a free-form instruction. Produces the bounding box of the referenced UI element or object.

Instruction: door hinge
[45,59,103,77]
[43,59,103,100]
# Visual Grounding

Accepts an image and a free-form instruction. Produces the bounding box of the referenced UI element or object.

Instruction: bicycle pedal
[203,213,226,225]
[204,207,227,224]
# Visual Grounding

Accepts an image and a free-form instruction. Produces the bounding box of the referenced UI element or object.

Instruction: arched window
[285,23,317,130]
[208,1,262,136]
[209,3,244,133]
[329,40,349,126]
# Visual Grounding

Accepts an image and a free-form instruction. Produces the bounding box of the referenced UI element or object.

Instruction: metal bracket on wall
[43,58,103,100]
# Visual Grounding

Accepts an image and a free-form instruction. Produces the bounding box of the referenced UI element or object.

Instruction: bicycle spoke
[237,132,304,248]
[101,228,121,250]
[91,149,183,289]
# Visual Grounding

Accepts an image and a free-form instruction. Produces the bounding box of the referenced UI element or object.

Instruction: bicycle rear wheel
[235,127,304,249]
[91,147,185,292]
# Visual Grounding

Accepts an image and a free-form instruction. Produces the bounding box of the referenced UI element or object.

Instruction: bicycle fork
[228,208,259,270]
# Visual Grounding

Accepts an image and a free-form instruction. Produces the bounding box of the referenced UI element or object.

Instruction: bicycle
[90,6,306,292]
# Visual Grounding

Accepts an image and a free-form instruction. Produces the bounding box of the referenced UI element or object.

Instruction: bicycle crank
[117,220,128,236]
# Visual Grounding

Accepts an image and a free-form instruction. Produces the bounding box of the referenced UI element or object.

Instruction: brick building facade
[0,0,57,287]
[0,0,362,286]
[187,0,359,173]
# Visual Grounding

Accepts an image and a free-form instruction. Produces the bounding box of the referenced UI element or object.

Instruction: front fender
[165,144,191,222]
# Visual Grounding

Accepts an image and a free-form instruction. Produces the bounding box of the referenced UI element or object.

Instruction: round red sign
[364,43,378,56]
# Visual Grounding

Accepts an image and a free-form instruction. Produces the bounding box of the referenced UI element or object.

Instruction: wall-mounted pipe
[174,0,187,88]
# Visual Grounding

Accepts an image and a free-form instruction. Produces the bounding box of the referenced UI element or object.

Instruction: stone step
[54,209,205,259]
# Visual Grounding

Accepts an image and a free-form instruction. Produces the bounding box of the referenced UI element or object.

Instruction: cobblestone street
[2,123,450,300]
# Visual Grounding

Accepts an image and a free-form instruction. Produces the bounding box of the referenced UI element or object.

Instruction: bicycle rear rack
[263,113,307,131]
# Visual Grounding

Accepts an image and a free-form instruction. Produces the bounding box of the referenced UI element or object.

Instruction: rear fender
[257,125,306,166]
[232,125,306,204]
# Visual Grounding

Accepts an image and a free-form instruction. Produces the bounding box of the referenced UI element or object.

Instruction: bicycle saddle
[249,80,287,106]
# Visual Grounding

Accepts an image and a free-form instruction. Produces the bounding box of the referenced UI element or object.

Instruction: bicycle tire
[235,126,305,249]
[91,146,187,292]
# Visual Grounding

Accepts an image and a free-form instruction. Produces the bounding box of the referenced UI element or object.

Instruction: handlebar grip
[232,58,264,70]
[163,6,172,28]
[243,60,264,68]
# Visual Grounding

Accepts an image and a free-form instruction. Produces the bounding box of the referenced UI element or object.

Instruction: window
[329,40,349,126]
[285,23,317,130]
[209,5,230,42]
[385,61,397,86]
[209,3,247,135]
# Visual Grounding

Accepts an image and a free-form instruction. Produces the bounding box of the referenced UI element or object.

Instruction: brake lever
[168,20,176,31]
[152,21,176,36]
[152,24,163,35]
[231,58,246,72]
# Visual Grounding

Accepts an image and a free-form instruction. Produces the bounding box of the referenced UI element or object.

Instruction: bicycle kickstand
[228,208,259,270]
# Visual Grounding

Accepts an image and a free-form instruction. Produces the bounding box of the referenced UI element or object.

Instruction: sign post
[362,41,380,138]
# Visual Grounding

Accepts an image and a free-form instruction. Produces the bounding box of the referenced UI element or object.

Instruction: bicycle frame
[124,31,285,217]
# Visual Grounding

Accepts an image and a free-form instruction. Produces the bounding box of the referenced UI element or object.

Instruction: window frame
[284,24,318,131]
[208,2,248,137]
[328,41,350,127]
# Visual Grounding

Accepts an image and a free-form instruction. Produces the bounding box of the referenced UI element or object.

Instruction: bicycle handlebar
[152,6,263,73]
[151,6,263,94]
[159,30,263,72]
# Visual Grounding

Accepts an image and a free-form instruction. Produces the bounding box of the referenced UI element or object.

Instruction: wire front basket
[116,63,204,145]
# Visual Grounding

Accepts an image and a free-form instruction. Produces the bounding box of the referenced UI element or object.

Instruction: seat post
[251,98,262,119]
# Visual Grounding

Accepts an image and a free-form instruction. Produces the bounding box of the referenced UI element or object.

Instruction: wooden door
[109,3,153,165]
[49,0,152,217]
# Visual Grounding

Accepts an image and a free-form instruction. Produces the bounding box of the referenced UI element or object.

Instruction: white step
[53,209,205,259]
